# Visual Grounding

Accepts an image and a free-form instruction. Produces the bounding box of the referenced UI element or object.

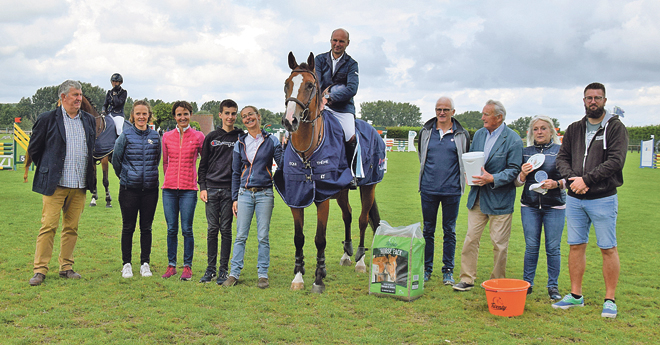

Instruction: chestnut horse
[280,52,381,293]
[24,96,116,207]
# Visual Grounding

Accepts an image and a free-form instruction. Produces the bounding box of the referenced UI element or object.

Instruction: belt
[246,187,267,192]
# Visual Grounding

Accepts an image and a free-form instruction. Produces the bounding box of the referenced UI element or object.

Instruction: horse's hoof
[340,253,352,266]
[291,282,304,290]
[310,284,325,294]
[106,204,112,208]
[89,202,96,207]
[355,263,367,273]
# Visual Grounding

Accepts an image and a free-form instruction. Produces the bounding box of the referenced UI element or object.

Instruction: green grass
[0,150,658,344]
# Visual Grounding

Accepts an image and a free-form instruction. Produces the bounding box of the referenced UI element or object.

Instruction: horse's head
[283,52,319,133]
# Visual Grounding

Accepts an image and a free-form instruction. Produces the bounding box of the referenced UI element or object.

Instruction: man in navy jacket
[315,28,359,185]
[453,100,522,291]
[27,80,97,286]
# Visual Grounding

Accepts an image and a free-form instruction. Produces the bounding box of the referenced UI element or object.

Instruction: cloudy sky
[2,0,660,129]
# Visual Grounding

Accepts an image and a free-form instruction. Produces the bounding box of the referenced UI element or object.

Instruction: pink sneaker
[180,266,192,281]
[162,265,176,278]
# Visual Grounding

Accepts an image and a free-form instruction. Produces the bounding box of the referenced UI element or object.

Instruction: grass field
[0,148,658,344]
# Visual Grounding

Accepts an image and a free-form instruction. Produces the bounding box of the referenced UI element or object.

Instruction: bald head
[330,28,350,59]
[332,28,349,40]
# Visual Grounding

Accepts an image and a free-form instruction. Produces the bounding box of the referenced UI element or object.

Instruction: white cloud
[1,0,659,129]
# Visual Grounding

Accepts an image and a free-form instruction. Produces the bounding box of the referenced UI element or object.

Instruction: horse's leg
[336,190,353,266]
[355,185,377,273]
[102,156,112,207]
[311,200,329,293]
[291,208,306,290]
[90,162,98,206]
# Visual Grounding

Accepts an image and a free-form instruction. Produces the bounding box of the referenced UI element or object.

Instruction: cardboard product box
[369,221,425,301]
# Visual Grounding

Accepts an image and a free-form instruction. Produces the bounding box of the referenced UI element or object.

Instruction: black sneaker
[198,270,216,283]
[216,271,228,285]
[548,287,561,300]
[452,281,474,291]
[527,286,533,295]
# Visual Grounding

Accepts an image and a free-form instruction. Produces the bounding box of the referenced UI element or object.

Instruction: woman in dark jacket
[112,100,161,278]
[514,115,566,300]
[221,106,282,289]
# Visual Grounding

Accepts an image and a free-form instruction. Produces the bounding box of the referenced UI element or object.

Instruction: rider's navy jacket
[231,129,283,201]
[112,123,161,190]
[27,107,97,196]
[314,51,359,115]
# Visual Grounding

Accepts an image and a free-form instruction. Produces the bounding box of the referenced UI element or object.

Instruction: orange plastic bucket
[481,279,530,317]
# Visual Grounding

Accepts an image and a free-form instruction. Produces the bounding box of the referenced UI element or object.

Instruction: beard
[585,104,605,119]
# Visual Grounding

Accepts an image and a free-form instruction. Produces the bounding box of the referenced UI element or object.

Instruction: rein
[285,68,323,157]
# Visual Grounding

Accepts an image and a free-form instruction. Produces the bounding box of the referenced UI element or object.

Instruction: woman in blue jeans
[221,106,282,289]
[161,101,205,280]
[515,115,566,300]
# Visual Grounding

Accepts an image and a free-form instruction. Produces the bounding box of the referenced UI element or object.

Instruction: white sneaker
[140,263,153,277]
[122,263,133,278]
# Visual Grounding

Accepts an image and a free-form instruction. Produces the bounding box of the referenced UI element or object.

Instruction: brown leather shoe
[257,277,269,289]
[59,270,82,279]
[221,275,237,287]
[29,273,46,286]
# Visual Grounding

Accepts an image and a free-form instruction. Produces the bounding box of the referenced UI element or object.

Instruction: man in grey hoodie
[553,82,628,319]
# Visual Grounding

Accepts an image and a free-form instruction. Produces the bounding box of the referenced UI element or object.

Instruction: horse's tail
[368,199,380,233]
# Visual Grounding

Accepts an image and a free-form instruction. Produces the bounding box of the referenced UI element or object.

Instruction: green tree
[31,86,58,117]
[152,102,174,130]
[359,101,421,127]
[16,97,36,124]
[0,103,19,127]
[201,100,223,126]
[454,110,483,130]
[124,97,134,115]
[79,82,106,114]
[259,108,281,128]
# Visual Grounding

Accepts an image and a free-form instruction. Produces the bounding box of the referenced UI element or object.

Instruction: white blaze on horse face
[285,74,304,124]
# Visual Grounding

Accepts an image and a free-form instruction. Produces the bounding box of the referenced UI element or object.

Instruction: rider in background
[315,28,359,187]
[103,73,128,136]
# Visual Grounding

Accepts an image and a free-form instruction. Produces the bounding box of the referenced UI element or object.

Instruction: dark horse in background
[24,96,117,207]
[275,52,385,293]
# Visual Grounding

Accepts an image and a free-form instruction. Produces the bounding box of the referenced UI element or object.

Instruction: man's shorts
[566,194,618,249]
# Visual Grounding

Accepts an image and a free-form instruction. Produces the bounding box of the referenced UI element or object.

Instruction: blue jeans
[521,206,565,288]
[230,188,274,279]
[420,193,461,274]
[162,189,197,267]
[566,195,618,249]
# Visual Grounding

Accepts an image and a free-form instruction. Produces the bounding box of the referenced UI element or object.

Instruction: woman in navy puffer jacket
[112,100,161,279]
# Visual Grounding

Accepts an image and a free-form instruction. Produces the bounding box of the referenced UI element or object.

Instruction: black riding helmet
[111,73,123,83]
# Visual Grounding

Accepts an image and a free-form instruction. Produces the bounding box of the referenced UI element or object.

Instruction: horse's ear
[288,52,298,70]
[307,52,315,71]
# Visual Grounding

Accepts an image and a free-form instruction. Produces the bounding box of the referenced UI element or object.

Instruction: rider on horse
[314,28,359,187]
[103,73,128,136]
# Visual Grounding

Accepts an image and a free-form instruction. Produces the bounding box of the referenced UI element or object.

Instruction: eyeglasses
[435,108,453,113]
[584,96,604,102]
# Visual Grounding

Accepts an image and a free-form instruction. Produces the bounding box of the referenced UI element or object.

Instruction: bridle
[285,68,323,156]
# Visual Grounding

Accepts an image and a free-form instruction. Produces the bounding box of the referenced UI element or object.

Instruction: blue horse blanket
[93,116,117,159]
[274,111,386,208]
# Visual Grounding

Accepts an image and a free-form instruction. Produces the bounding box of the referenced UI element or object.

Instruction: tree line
[0,82,285,132]
[3,86,658,142]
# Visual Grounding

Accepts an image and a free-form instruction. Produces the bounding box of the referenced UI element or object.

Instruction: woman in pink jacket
[161,101,205,280]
